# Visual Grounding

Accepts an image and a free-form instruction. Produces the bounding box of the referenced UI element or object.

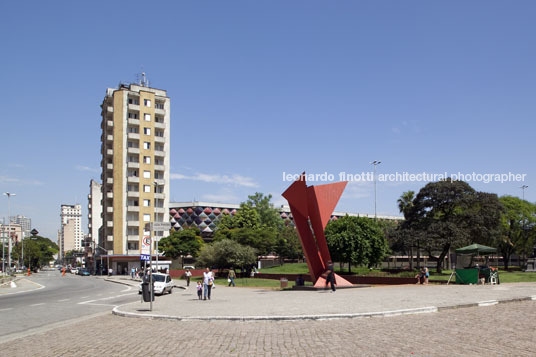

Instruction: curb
[112,305,438,321]
[112,295,536,322]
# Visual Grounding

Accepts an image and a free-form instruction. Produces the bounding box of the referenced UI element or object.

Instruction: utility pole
[370,161,381,219]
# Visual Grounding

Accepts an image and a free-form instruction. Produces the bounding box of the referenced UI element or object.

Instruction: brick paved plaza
[1,300,534,356]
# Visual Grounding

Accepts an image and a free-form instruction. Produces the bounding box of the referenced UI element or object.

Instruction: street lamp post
[370,161,381,219]
[521,185,529,265]
[3,192,15,271]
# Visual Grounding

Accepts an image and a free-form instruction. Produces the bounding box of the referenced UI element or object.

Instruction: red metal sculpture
[282,173,353,287]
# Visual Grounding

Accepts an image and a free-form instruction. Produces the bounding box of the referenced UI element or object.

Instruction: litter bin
[141,282,154,302]
[280,278,288,289]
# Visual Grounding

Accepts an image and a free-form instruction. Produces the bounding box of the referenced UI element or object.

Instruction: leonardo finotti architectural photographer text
[282,171,527,184]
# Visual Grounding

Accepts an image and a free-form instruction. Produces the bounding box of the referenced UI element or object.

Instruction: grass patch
[213,277,312,289]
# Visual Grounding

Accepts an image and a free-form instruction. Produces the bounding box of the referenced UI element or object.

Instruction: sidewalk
[113,281,536,321]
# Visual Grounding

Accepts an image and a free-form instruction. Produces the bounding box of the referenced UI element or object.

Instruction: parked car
[79,268,90,276]
[183,265,195,270]
[138,273,173,295]
[71,267,79,274]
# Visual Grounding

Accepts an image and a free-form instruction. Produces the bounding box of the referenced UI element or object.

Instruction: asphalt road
[0,269,139,343]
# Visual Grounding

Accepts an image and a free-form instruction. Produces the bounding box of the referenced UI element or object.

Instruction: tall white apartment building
[100,81,170,259]
[88,180,102,246]
[60,204,83,259]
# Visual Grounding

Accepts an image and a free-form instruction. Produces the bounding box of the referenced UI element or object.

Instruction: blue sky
[1,1,535,240]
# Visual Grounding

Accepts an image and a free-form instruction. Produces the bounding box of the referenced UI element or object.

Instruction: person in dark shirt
[325,261,336,292]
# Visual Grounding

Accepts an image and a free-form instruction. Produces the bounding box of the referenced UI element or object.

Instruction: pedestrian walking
[196,281,202,300]
[324,260,336,292]
[227,267,236,287]
[203,267,214,300]
[185,269,192,287]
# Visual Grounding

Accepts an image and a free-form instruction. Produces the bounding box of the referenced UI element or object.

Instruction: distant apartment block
[88,179,102,246]
[10,215,31,238]
[60,204,83,259]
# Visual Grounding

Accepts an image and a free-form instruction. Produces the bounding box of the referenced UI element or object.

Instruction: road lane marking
[120,286,132,292]
[30,303,45,307]
[57,299,70,302]
[78,292,137,305]
[0,308,13,312]
[478,300,498,307]
[80,296,90,299]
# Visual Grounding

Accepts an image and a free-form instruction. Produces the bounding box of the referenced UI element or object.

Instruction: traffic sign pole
[149,233,153,312]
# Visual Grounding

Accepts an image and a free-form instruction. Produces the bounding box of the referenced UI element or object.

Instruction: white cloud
[344,180,372,199]
[75,165,99,173]
[201,192,240,203]
[0,175,43,186]
[170,172,258,188]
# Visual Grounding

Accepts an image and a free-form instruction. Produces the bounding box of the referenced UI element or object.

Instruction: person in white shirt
[185,269,192,287]
[203,267,214,300]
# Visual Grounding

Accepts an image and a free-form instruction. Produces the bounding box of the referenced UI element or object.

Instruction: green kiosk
[453,244,499,285]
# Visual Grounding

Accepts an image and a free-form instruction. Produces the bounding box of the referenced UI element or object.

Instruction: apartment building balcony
[128,118,140,126]
[88,212,92,219]
[106,163,113,170]
[128,103,140,111]
[154,207,166,214]
[106,149,113,156]
[107,106,114,113]
[106,192,113,199]
[107,120,113,127]
[154,136,165,144]
[154,179,165,186]
[127,249,140,255]
[154,164,165,171]
[154,121,165,129]
[127,235,139,241]
[107,235,113,242]
[107,207,113,213]
[154,193,165,199]
[127,147,140,154]
[154,150,165,157]
[127,162,139,169]
[127,133,140,140]
[88,223,92,228]
[127,191,139,198]
[155,107,165,115]
[106,134,113,141]
[127,205,140,212]
[106,221,113,227]
[127,176,139,183]
[106,177,113,184]
[127,220,140,227]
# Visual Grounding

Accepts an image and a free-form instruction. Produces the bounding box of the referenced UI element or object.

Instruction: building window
[144,99,151,107]
[128,98,140,105]
[128,242,139,250]
[143,142,151,150]
[143,128,151,135]
[143,171,151,179]
[143,199,151,207]
[144,113,151,121]
[143,185,151,193]
[155,102,164,110]
[128,127,139,133]
[144,156,151,164]
[143,214,151,222]
[128,112,139,119]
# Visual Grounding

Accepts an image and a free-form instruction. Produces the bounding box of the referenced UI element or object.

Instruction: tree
[246,192,283,229]
[497,196,536,270]
[159,228,203,267]
[12,236,59,269]
[325,215,389,272]
[218,204,261,230]
[196,239,257,270]
[397,191,417,268]
[274,225,303,263]
[213,227,278,256]
[403,180,502,273]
